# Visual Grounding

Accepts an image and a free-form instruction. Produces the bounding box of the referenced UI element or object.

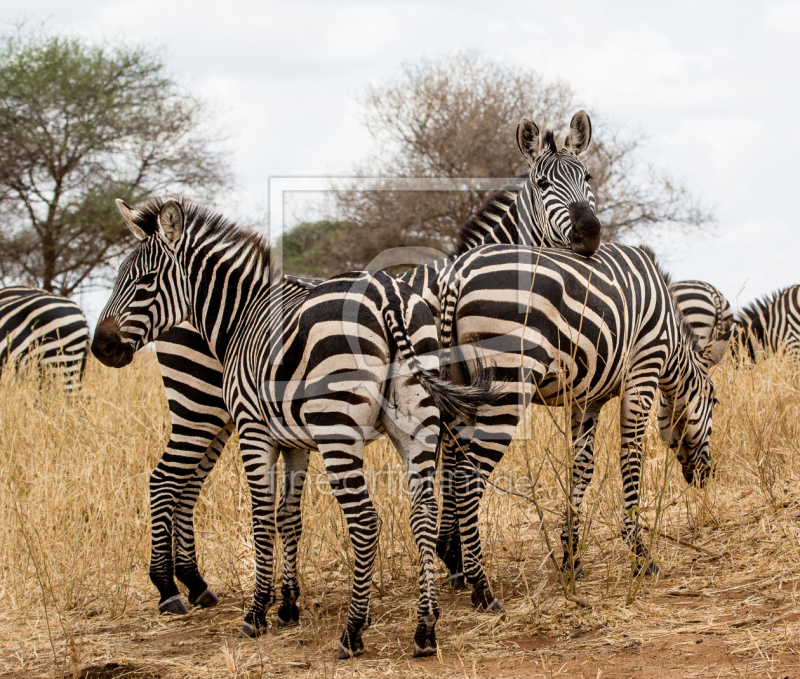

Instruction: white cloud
[763,0,800,39]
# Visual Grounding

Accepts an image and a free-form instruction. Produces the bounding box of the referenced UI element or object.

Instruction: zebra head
[92,199,189,368]
[516,110,601,256]
[657,329,733,487]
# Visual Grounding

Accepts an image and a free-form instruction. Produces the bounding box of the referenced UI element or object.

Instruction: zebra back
[737,285,800,360]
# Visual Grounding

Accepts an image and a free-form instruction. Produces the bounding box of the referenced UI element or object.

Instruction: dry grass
[1,351,800,678]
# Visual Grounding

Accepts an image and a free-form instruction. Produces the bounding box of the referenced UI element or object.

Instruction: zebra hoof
[276,602,300,627]
[447,572,468,590]
[158,595,189,615]
[413,620,438,657]
[194,587,220,608]
[484,597,504,613]
[240,621,267,638]
[413,641,437,657]
[643,560,659,576]
[337,641,365,659]
[337,626,365,659]
[560,561,584,580]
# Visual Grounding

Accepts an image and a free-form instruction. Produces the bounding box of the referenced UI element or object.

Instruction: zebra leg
[619,377,659,575]
[315,441,378,659]
[381,378,441,657]
[454,364,534,612]
[450,452,503,612]
[149,440,219,614]
[173,420,235,608]
[276,448,309,627]
[240,435,281,637]
[560,404,603,578]
[435,425,467,589]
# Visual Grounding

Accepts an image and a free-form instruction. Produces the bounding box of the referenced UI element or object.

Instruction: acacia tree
[0,29,231,296]
[325,53,711,272]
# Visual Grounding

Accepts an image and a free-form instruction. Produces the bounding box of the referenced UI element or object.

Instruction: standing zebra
[735,285,800,361]
[0,286,90,391]
[433,243,731,606]
[134,110,601,618]
[670,280,734,349]
[92,197,497,657]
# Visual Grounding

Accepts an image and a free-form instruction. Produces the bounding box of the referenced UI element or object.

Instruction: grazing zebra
[735,285,800,361]
[133,110,601,618]
[92,197,498,657]
[670,280,734,349]
[0,286,90,391]
[433,243,732,606]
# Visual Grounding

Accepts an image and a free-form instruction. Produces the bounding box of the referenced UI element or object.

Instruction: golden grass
[1,351,799,678]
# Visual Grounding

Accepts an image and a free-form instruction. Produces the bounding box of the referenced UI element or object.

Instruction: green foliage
[0,28,231,296]
[279,220,353,277]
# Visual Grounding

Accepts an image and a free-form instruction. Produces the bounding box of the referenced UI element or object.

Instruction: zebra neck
[454,176,545,255]
[660,343,703,404]
[182,232,273,363]
[484,177,541,248]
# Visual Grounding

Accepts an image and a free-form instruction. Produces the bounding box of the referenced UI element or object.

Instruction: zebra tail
[382,305,500,421]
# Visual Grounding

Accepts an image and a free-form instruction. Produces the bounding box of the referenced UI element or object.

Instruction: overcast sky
[7,0,798,324]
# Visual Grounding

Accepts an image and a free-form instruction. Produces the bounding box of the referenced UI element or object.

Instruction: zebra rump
[0,286,90,391]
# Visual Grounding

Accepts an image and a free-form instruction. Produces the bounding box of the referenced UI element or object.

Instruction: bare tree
[320,52,711,273]
[0,28,231,296]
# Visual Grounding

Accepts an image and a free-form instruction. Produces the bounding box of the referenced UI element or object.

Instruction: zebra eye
[585,172,592,181]
[137,272,157,286]
[536,177,550,189]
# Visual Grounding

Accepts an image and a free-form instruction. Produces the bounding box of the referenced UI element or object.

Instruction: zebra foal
[0,286,90,391]
[92,197,495,657]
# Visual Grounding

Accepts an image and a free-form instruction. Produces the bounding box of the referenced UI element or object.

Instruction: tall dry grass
[0,350,799,677]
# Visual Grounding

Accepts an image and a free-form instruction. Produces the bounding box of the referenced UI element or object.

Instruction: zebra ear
[116,199,147,241]
[516,118,540,161]
[700,326,733,371]
[563,111,592,156]
[157,200,185,250]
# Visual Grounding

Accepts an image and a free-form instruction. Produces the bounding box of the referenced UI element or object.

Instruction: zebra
[91,197,499,657]
[669,280,734,349]
[432,242,731,607]
[129,110,601,619]
[0,286,90,391]
[735,285,800,362]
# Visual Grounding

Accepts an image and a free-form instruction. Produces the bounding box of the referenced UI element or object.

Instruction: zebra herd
[2,110,800,658]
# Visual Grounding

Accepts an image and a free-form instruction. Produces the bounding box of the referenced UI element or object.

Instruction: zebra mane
[131,197,272,262]
[541,129,558,153]
[638,244,700,352]
[738,287,790,325]
[454,175,526,256]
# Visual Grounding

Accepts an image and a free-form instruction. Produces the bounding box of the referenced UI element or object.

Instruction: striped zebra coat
[133,111,601,618]
[670,280,734,349]
[433,243,732,602]
[0,286,90,391]
[736,285,800,361]
[92,198,496,658]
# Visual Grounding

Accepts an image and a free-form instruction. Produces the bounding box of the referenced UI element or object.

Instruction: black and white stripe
[128,111,600,623]
[736,285,800,361]
[669,280,734,349]
[0,286,90,391]
[92,197,496,657]
[433,243,731,606]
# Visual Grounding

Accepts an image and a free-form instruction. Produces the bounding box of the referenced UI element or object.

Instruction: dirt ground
[4,526,800,679]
